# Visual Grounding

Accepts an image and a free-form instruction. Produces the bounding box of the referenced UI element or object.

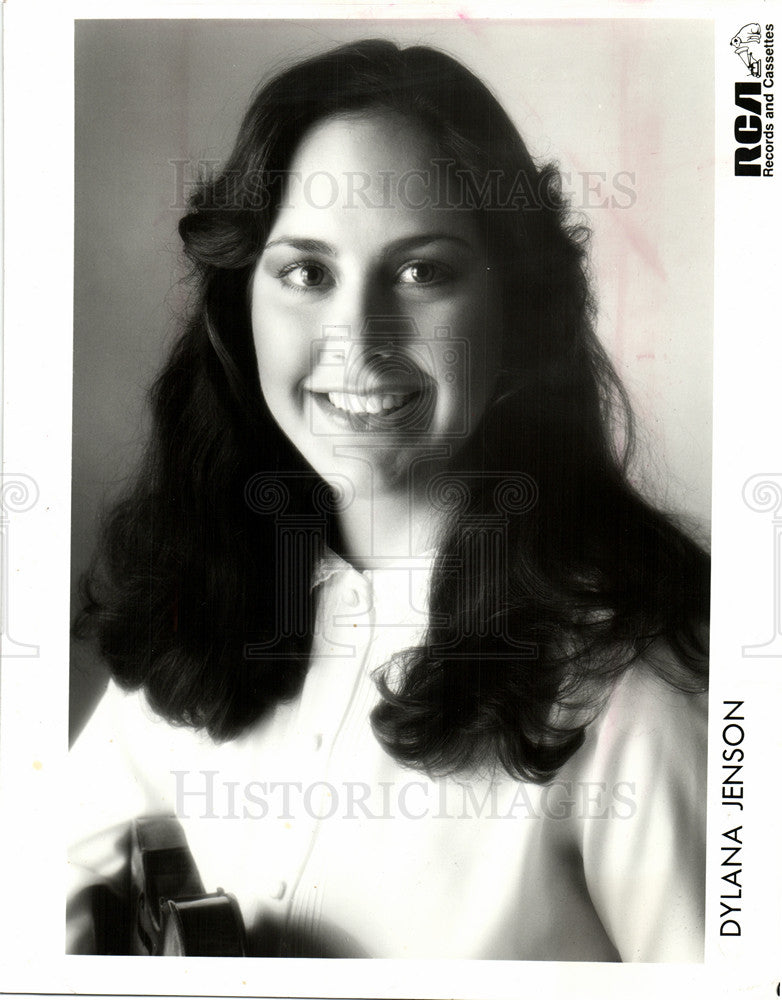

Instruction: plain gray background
[71,18,714,740]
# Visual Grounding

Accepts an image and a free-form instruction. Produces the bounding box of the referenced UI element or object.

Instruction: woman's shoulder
[70,677,218,782]
[559,643,708,785]
[602,644,707,732]
[555,644,708,962]
[73,677,180,741]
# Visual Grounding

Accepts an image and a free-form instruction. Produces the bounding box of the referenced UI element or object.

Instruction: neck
[334,486,442,570]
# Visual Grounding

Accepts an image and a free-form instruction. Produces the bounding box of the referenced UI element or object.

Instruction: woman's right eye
[277,261,333,292]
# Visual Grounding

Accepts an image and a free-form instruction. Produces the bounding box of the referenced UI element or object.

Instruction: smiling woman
[250,111,500,550]
[68,38,709,961]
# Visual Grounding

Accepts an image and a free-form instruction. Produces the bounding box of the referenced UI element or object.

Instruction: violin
[130,815,247,957]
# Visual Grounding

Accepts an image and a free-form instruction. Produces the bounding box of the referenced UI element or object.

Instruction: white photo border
[1,1,780,998]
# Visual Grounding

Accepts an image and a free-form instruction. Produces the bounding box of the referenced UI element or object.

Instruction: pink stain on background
[456,10,483,36]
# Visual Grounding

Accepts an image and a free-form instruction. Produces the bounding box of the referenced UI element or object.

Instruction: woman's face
[250,111,501,499]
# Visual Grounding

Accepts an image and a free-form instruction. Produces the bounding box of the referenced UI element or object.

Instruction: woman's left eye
[396,261,452,286]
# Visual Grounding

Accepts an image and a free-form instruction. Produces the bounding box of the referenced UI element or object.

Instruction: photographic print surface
[1,3,779,999]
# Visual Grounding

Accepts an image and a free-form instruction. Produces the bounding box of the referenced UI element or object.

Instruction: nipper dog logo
[731,23,763,77]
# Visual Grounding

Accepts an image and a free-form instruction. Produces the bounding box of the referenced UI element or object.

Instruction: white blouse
[67,550,707,961]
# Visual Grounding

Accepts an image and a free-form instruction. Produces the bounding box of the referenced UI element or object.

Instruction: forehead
[268,111,481,245]
[290,110,435,176]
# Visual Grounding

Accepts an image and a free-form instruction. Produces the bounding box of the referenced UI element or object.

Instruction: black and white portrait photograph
[0,4,780,1000]
[67,15,712,962]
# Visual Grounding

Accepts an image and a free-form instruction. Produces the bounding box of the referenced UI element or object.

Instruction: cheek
[251,298,310,398]
[441,287,499,406]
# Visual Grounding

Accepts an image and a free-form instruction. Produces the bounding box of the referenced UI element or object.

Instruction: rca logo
[734,82,763,176]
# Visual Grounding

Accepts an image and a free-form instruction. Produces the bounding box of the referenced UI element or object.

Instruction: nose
[323,272,418,362]
[359,315,419,365]
[328,270,391,339]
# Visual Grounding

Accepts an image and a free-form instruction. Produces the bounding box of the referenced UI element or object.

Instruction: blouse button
[269,880,287,901]
[343,587,360,608]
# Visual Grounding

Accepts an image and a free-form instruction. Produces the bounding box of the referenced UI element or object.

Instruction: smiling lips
[307,385,427,426]
[324,390,415,415]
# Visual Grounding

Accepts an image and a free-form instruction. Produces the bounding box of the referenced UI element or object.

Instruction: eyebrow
[262,234,476,257]
[263,237,337,256]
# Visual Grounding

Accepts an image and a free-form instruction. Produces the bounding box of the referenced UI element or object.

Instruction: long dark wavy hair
[75,39,709,782]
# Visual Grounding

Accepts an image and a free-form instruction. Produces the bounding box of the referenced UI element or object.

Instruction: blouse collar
[310,545,436,592]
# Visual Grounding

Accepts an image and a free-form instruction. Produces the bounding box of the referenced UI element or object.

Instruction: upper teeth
[327,391,411,414]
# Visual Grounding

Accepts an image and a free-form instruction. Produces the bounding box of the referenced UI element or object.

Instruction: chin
[311,443,429,499]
